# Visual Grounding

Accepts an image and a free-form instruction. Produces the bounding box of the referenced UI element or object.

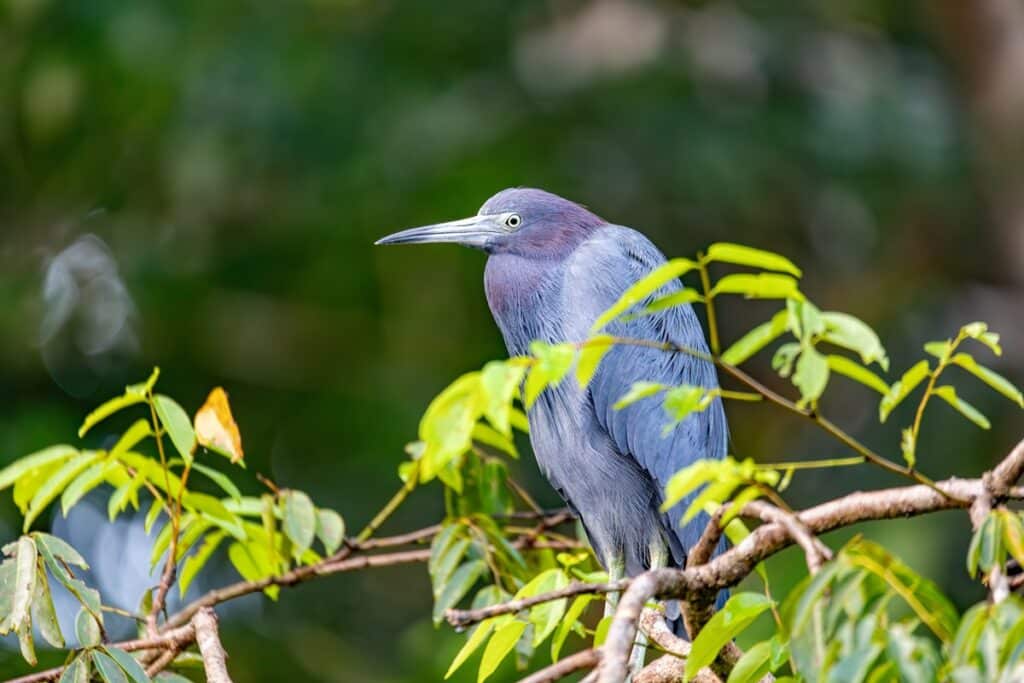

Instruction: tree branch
[164,511,573,630]
[596,441,1024,683]
[446,580,629,629]
[194,607,232,683]
[518,649,602,683]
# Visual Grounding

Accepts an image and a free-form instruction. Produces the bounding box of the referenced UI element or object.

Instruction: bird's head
[375,188,605,258]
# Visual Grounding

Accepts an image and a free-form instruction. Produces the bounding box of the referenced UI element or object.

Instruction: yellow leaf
[194,388,244,464]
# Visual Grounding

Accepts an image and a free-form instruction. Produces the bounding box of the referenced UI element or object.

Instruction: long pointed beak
[375,215,504,250]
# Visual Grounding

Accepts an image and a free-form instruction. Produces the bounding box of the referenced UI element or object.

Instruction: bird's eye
[505,214,522,229]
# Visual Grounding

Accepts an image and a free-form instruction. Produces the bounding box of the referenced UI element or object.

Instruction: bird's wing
[566,225,728,562]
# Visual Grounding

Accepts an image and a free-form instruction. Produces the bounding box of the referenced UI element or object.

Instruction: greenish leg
[628,539,670,678]
[605,554,626,618]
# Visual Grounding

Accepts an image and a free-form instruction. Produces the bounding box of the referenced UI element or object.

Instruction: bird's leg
[604,555,626,618]
[627,540,670,678]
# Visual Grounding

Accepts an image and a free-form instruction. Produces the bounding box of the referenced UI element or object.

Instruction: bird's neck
[484,254,565,357]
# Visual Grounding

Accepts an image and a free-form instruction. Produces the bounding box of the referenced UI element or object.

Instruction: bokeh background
[2,1,1023,680]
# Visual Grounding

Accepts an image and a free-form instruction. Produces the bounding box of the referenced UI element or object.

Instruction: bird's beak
[375,215,505,250]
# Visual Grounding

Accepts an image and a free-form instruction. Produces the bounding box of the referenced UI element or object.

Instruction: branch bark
[194,608,232,683]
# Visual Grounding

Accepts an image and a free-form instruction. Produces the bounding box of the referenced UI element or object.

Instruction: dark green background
[2,1,1022,680]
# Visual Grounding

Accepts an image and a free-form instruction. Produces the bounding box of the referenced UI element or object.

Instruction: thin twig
[446,580,629,628]
[517,649,602,683]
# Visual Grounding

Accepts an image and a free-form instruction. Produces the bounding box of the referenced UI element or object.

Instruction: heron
[376,188,727,649]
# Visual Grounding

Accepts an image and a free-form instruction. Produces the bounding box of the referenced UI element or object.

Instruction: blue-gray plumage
[377,188,727,597]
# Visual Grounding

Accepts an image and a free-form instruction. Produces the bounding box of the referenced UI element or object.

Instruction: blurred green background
[2,0,1023,680]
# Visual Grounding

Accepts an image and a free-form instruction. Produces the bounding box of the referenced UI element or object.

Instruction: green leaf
[446,618,496,679]
[576,335,615,388]
[772,343,801,378]
[0,445,77,491]
[979,511,1005,575]
[315,509,345,555]
[144,499,164,534]
[721,310,789,366]
[227,542,278,597]
[17,620,36,666]
[933,385,991,429]
[684,478,743,524]
[961,322,1002,356]
[478,620,527,683]
[710,273,803,301]
[108,420,153,461]
[76,606,101,647]
[472,423,518,458]
[879,361,931,422]
[480,361,527,436]
[726,638,781,683]
[282,490,316,557]
[591,258,697,332]
[662,460,720,511]
[787,299,824,340]
[153,395,196,464]
[843,538,959,642]
[924,340,951,361]
[661,385,707,435]
[433,560,487,625]
[518,568,569,647]
[23,450,103,531]
[1001,511,1024,568]
[432,539,471,596]
[950,353,1023,407]
[33,533,89,569]
[33,568,64,648]
[188,462,243,502]
[11,537,37,629]
[102,647,151,683]
[0,560,14,635]
[92,650,129,683]
[551,595,594,662]
[62,460,119,516]
[827,355,889,395]
[721,485,765,525]
[639,288,703,316]
[793,346,829,405]
[687,593,772,681]
[429,524,463,578]
[418,373,482,480]
[182,492,246,541]
[59,657,90,683]
[524,342,576,407]
[820,312,889,370]
[78,394,146,438]
[706,242,802,276]
[613,381,667,410]
[154,673,193,683]
[108,472,146,522]
[179,531,226,598]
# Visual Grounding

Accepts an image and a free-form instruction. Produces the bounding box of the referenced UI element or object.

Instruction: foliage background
[1,1,1022,680]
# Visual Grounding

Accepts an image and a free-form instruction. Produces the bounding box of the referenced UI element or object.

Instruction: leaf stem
[354,478,417,544]
[697,254,720,355]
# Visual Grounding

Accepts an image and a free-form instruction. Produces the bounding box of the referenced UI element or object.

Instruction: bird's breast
[484,255,563,356]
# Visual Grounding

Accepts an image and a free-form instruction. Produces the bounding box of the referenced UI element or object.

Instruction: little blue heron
[377,188,727,627]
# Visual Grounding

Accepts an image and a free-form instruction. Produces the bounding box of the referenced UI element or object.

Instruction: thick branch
[194,608,232,683]
[597,440,1024,683]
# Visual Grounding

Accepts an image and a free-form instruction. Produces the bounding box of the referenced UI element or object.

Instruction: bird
[376,188,728,620]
